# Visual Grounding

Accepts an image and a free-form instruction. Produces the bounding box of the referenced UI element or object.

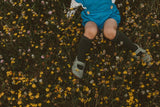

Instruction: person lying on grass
[67,0,152,79]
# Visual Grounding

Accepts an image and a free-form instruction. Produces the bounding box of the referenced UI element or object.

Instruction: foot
[72,56,86,79]
[133,44,152,64]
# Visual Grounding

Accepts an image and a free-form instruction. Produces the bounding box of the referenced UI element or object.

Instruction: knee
[84,26,98,40]
[103,28,116,40]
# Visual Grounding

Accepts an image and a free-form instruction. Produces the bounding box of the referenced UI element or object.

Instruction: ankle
[77,56,86,63]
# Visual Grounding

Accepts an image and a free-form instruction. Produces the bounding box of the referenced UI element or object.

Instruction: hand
[67,9,76,19]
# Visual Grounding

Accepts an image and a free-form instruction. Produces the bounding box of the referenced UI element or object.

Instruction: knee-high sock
[77,35,93,62]
[112,30,138,52]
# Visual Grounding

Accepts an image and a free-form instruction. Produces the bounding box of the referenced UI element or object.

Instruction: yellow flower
[26,104,30,107]
[77,23,81,26]
[7,12,11,15]
[146,73,149,76]
[0,17,3,20]
[57,94,62,98]
[84,87,89,92]
[11,60,15,64]
[40,35,43,38]
[115,97,120,101]
[105,80,109,84]
[155,90,159,95]
[126,86,130,90]
[119,27,123,30]
[103,96,107,100]
[47,67,50,70]
[142,62,146,66]
[80,98,84,103]
[18,100,22,105]
[140,84,145,88]
[49,47,52,51]
[129,81,132,84]
[40,71,43,75]
[76,88,79,92]
[18,93,21,99]
[12,21,17,24]
[152,92,156,96]
[0,92,4,98]
[67,64,71,68]
[46,93,50,98]
[41,14,44,17]
[30,96,34,100]
[6,71,12,76]
[48,84,51,87]
[126,1,129,5]
[26,4,29,7]
[45,88,49,92]
[28,91,32,96]
[131,89,135,92]
[12,97,15,100]
[64,92,67,97]
[92,83,96,86]
[7,97,11,100]
[88,71,92,75]
[123,70,127,75]
[51,71,54,74]
[132,52,136,56]
[118,71,121,75]
[35,46,39,48]
[147,94,151,98]
[27,9,31,11]
[75,68,79,72]
[130,58,134,62]
[69,76,72,79]
[32,83,36,88]
[58,77,62,82]
[38,103,42,107]
[13,2,17,5]
[24,16,28,20]
[70,8,74,10]
[35,93,40,99]
[67,87,71,91]
[23,30,26,33]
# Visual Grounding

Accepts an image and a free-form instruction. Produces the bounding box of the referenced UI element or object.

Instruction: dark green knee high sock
[112,30,138,52]
[77,35,92,62]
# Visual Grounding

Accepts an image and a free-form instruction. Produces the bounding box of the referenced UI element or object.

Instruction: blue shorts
[81,4,121,30]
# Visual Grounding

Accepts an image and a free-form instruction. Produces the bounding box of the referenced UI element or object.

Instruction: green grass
[0,0,159,106]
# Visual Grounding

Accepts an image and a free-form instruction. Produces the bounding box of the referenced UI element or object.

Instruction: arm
[67,0,82,18]
[112,0,116,3]
[70,0,82,8]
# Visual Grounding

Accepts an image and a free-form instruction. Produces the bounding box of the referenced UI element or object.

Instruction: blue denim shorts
[81,4,121,30]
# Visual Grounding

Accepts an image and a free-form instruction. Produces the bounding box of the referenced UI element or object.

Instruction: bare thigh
[84,21,98,40]
[103,18,118,40]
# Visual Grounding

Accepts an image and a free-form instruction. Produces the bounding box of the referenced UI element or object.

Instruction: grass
[0,0,159,106]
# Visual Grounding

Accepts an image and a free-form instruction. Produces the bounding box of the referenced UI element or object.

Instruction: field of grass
[0,0,160,106]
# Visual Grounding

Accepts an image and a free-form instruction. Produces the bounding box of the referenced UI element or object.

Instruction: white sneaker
[72,56,86,79]
[133,44,152,63]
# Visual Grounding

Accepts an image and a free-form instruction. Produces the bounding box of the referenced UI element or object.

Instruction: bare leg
[103,18,138,51]
[84,21,98,39]
[103,18,117,40]
[72,21,98,78]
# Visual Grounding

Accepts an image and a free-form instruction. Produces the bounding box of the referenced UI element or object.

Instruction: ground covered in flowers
[0,0,160,106]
